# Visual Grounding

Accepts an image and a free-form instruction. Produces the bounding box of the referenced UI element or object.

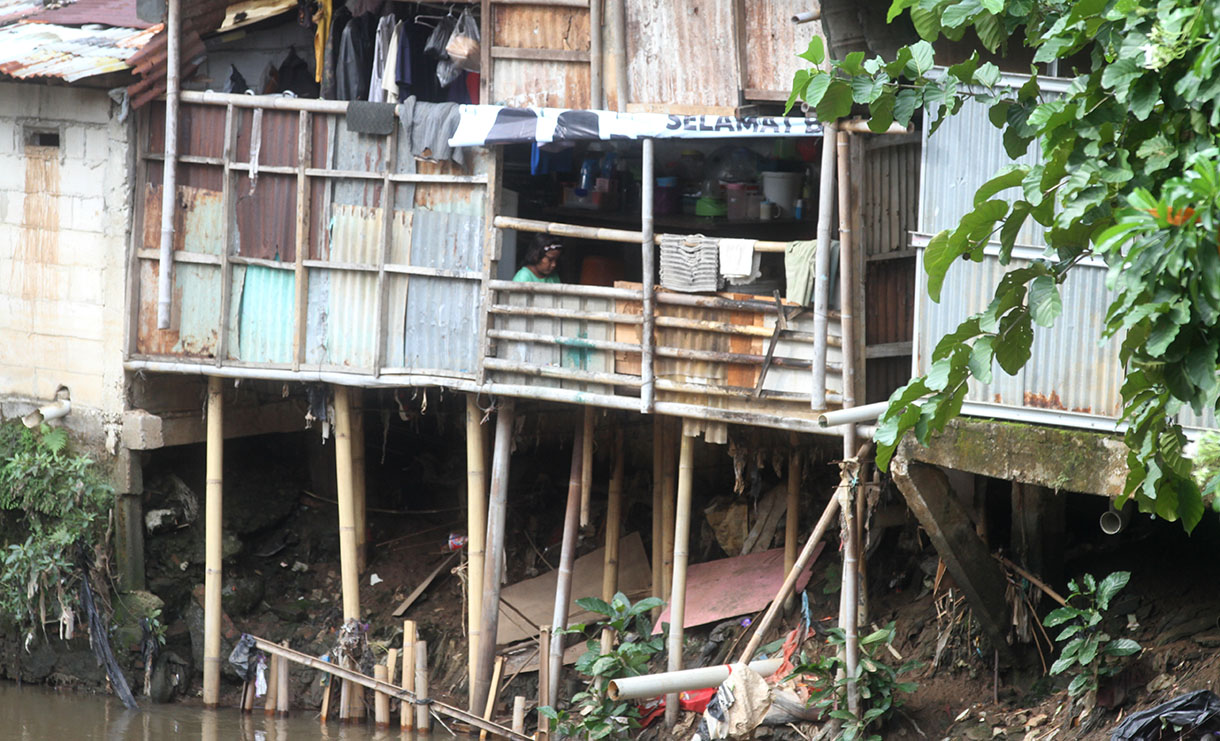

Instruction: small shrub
[1045,571,1142,697]
[539,592,664,740]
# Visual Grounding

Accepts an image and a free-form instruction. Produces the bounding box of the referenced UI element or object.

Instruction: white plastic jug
[759,171,803,217]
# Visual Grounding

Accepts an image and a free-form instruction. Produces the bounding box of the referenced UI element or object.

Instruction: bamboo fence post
[374,665,389,726]
[474,400,515,713]
[479,655,505,741]
[466,394,487,713]
[415,639,431,733]
[665,425,695,727]
[538,626,551,741]
[339,674,350,722]
[319,672,332,722]
[511,696,526,733]
[276,641,289,716]
[547,419,585,706]
[651,417,664,621]
[402,620,417,731]
[602,426,625,650]
[264,655,279,716]
[580,407,594,528]
[784,433,802,613]
[352,393,368,574]
[202,376,223,707]
[661,419,676,601]
[242,677,255,713]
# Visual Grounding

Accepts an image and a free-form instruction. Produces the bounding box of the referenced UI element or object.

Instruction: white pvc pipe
[810,122,836,410]
[21,399,71,428]
[608,658,783,700]
[818,401,890,428]
[156,0,181,329]
[792,10,821,23]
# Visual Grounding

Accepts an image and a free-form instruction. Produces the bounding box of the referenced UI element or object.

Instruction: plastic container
[760,171,803,217]
[656,176,680,216]
[724,182,759,221]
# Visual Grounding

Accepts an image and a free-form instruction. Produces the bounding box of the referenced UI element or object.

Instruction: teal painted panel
[172,264,222,356]
[237,264,296,364]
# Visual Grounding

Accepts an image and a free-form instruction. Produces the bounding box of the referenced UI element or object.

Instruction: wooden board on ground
[495,531,651,645]
[502,640,588,675]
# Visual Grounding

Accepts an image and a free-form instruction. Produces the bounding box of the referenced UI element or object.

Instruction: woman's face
[535,249,561,276]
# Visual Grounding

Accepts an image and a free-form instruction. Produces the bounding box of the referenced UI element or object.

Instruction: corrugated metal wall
[627,0,741,111]
[742,0,827,99]
[915,78,1215,431]
[490,2,591,108]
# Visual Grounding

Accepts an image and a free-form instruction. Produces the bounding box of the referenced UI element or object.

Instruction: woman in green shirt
[513,234,563,283]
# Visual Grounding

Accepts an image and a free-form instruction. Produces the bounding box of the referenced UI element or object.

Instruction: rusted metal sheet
[330,120,385,211]
[11,144,59,303]
[743,0,827,98]
[0,21,158,82]
[626,0,741,110]
[235,173,298,261]
[25,0,155,28]
[142,184,224,255]
[236,264,296,364]
[490,3,590,108]
[865,258,913,346]
[0,0,45,26]
[309,204,380,369]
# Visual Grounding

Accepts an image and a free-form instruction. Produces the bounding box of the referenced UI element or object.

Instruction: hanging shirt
[381,21,402,103]
[368,14,395,102]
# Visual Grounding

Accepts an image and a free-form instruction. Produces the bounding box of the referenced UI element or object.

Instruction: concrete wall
[0,82,132,448]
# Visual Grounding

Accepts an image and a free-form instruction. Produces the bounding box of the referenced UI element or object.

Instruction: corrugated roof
[0,0,65,27]
[0,19,159,81]
[24,0,151,29]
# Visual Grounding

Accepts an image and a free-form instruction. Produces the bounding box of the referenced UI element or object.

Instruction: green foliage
[0,421,113,632]
[1192,431,1220,508]
[787,0,1220,529]
[1044,571,1141,697]
[538,593,664,740]
[788,623,919,741]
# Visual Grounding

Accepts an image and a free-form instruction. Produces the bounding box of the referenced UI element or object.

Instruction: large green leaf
[816,79,854,123]
[968,335,996,383]
[1028,275,1063,327]
[1095,571,1130,611]
[994,310,1033,374]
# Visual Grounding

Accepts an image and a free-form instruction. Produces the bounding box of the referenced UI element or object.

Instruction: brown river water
[0,683,476,741]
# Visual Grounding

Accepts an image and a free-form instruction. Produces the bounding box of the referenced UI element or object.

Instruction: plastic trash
[1110,689,1220,740]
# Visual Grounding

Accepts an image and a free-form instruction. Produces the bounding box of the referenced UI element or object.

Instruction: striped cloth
[659,234,719,293]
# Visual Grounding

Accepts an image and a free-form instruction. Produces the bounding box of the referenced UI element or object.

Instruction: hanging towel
[718,238,760,286]
[660,234,719,293]
[380,21,402,103]
[398,96,466,168]
[346,101,395,135]
[784,239,818,305]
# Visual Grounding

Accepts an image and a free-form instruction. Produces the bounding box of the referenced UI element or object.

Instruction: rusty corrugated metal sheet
[0,0,48,26]
[865,258,913,346]
[491,4,590,108]
[311,203,380,369]
[25,0,153,28]
[0,20,158,82]
[743,0,826,97]
[236,264,295,363]
[627,0,740,110]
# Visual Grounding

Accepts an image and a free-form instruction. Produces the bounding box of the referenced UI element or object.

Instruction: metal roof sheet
[24,0,150,28]
[0,19,159,81]
[0,0,61,26]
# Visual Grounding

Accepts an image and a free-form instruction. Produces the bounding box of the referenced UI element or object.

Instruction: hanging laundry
[397,96,466,168]
[311,0,332,85]
[380,20,402,103]
[784,239,819,305]
[660,234,719,293]
[335,12,376,100]
[718,238,760,286]
[321,4,351,99]
[368,14,395,102]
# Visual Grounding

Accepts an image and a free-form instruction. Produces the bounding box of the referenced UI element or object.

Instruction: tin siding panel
[491,4,590,108]
[236,265,296,364]
[627,0,741,109]
[743,0,826,96]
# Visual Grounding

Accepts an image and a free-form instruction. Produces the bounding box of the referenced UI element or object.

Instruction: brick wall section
[0,82,132,432]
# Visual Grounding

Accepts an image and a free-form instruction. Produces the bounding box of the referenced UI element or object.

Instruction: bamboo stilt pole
[548,420,585,706]
[580,407,594,528]
[837,129,860,716]
[338,674,350,722]
[840,473,860,717]
[374,665,389,727]
[264,655,279,716]
[387,648,398,686]
[474,399,515,712]
[512,696,526,733]
[319,673,332,722]
[651,417,664,620]
[538,626,551,741]
[277,641,289,716]
[784,434,802,613]
[351,394,368,574]
[602,426,625,650]
[242,677,255,713]
[334,386,361,620]
[665,427,695,727]
[402,620,417,731]
[479,656,505,741]
[202,376,223,707]
[415,640,431,733]
[661,419,676,601]
[465,394,487,713]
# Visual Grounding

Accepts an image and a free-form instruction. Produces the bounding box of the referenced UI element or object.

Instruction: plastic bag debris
[1110,689,1220,740]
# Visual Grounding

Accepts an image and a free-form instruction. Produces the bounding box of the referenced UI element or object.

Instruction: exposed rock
[221,575,265,617]
[22,639,57,683]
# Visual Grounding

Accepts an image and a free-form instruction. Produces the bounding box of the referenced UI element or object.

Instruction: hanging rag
[346,101,396,135]
[784,239,818,305]
[660,234,719,293]
[312,0,332,84]
[398,96,466,167]
[368,14,395,102]
[718,238,760,286]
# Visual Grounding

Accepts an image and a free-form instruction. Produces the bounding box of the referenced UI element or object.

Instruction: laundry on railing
[718,238,760,286]
[660,234,720,293]
[784,239,819,305]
